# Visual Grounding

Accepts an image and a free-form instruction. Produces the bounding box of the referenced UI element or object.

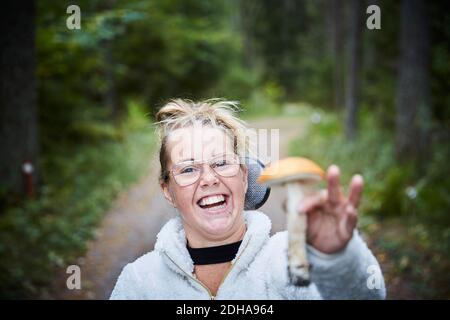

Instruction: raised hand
[298,165,364,254]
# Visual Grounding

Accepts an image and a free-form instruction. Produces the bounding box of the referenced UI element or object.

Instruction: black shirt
[187,240,243,265]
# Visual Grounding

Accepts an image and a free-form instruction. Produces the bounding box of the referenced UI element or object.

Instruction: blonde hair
[155,98,250,184]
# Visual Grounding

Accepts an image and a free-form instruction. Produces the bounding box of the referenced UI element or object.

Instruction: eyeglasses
[170,153,242,187]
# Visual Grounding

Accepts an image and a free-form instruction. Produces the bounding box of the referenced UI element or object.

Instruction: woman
[110,99,386,300]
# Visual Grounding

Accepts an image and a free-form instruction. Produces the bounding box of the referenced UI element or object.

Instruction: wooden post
[22,160,35,198]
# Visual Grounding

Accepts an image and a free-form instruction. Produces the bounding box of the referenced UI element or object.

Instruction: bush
[0,101,155,298]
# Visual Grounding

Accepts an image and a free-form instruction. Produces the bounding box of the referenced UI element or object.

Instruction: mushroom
[257,157,325,286]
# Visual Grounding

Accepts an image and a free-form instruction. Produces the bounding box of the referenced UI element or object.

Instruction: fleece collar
[154,210,272,278]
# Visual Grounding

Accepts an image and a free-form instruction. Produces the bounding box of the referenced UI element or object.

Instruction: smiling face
[161,124,248,247]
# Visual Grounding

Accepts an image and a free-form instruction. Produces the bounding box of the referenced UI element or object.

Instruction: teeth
[199,194,225,206]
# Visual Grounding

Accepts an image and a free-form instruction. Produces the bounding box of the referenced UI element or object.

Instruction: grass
[288,103,450,299]
[0,101,156,299]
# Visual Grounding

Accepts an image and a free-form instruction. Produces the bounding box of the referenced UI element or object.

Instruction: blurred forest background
[0,0,449,299]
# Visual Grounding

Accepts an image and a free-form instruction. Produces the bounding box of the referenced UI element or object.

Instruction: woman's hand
[299,165,364,254]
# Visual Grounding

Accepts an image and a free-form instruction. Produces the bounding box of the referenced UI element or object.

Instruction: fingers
[327,165,342,206]
[348,174,364,208]
[339,203,358,237]
[298,190,326,213]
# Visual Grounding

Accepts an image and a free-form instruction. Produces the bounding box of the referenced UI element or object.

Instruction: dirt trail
[248,116,306,234]
[51,153,177,299]
[51,115,304,299]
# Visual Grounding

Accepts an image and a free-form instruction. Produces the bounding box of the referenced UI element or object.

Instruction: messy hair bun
[155,98,250,183]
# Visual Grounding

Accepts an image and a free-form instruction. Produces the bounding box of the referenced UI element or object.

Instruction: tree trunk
[104,41,118,120]
[330,0,344,110]
[345,0,363,140]
[239,0,259,70]
[0,1,38,198]
[396,0,431,162]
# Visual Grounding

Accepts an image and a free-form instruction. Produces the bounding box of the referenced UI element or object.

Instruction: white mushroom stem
[286,182,311,286]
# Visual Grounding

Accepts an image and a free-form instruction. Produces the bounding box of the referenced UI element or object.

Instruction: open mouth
[197,194,229,210]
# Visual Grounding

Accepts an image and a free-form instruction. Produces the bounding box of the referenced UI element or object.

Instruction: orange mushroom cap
[257,157,325,185]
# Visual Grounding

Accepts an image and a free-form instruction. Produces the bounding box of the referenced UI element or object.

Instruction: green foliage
[372,166,413,218]
[290,104,449,227]
[69,121,123,141]
[289,104,450,298]
[240,81,285,119]
[429,1,450,128]
[360,0,400,128]
[211,63,261,102]
[290,105,395,195]
[0,102,155,298]
[36,0,240,124]
[111,0,238,112]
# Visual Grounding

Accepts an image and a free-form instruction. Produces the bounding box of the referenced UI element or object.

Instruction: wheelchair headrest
[244,156,271,210]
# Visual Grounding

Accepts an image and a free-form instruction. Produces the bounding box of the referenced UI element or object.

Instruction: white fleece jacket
[110,210,386,300]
